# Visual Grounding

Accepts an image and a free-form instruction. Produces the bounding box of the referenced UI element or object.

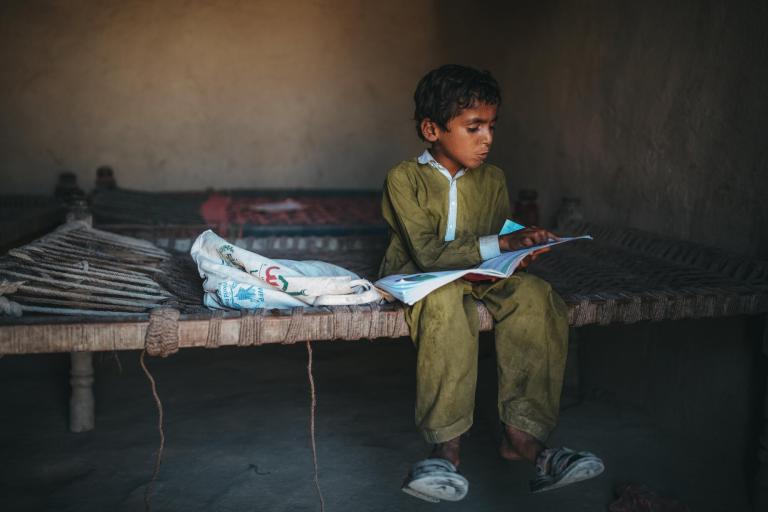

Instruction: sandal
[530,447,604,493]
[401,458,469,503]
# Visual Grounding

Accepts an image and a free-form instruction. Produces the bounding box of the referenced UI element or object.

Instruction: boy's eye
[467,126,479,133]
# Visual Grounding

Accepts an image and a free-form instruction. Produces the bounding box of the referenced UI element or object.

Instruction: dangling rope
[111,351,123,374]
[138,307,179,511]
[136,308,323,512]
[140,349,166,512]
[306,340,325,512]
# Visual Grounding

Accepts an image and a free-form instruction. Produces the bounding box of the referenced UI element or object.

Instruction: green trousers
[404,273,569,444]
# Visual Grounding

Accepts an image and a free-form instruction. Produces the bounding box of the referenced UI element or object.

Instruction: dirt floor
[0,339,752,512]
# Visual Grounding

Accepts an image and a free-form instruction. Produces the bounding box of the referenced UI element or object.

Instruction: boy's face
[421,102,498,176]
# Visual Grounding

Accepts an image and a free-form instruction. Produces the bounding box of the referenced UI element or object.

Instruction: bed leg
[755,317,768,509]
[69,351,95,433]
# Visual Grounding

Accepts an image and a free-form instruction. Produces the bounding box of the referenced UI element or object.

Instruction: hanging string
[112,351,123,374]
[140,349,166,512]
[306,340,325,512]
[135,328,322,512]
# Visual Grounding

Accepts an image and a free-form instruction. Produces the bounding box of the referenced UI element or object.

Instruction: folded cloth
[191,230,381,310]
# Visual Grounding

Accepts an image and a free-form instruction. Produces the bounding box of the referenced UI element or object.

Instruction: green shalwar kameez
[379,158,569,444]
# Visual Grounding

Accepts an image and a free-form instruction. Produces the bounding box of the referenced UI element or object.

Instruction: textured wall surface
[0,0,438,193]
[2,1,766,256]
[442,0,768,257]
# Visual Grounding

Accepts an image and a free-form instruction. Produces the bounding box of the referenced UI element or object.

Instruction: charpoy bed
[1,215,766,426]
[1,207,767,506]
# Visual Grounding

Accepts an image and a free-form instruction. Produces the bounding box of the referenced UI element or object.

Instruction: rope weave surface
[367,303,381,339]
[0,296,23,317]
[238,309,264,346]
[284,307,305,344]
[145,307,180,357]
[205,310,225,349]
[2,220,767,353]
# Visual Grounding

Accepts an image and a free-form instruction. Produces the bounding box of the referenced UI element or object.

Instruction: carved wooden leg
[69,351,95,432]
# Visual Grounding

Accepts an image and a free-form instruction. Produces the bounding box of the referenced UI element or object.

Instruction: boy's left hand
[499,226,559,252]
[517,247,551,269]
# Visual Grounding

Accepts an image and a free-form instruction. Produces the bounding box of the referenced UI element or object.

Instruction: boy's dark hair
[413,64,501,141]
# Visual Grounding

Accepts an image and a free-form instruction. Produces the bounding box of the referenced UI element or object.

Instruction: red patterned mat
[201,194,384,233]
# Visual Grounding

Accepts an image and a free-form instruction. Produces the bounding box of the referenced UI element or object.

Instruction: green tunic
[379,159,509,277]
[380,157,569,444]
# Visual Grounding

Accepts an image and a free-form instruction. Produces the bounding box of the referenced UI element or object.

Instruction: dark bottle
[54,171,85,203]
[513,189,539,227]
[95,165,117,190]
[555,197,584,231]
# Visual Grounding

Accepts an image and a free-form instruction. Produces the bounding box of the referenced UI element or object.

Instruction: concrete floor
[0,339,752,512]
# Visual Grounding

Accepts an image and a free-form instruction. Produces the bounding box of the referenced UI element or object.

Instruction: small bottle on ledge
[513,189,539,227]
[95,166,117,190]
[54,172,85,203]
[554,197,584,232]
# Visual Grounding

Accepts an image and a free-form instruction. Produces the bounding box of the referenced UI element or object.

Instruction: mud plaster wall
[0,0,440,194]
[441,0,768,258]
[2,1,766,257]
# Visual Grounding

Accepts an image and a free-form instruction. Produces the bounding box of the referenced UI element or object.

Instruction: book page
[477,236,592,275]
[374,217,592,305]
[376,267,506,305]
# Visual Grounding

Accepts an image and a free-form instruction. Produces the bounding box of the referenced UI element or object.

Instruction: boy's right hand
[499,227,559,252]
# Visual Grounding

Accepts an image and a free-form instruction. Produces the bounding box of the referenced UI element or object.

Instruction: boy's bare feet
[430,436,461,468]
[499,424,545,463]
[427,425,544,469]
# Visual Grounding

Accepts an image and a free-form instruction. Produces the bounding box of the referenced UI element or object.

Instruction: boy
[379,65,603,503]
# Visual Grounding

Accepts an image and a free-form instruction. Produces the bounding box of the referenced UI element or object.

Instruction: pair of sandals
[401,447,604,503]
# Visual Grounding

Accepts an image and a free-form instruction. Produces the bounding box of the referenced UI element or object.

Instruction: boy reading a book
[380,64,603,502]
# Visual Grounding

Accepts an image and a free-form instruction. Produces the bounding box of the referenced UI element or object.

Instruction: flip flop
[530,447,604,493]
[401,458,469,503]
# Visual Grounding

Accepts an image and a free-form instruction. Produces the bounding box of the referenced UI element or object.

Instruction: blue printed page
[375,267,506,305]
[374,229,593,305]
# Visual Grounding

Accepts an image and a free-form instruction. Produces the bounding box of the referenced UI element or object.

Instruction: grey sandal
[530,447,604,493]
[401,458,469,503]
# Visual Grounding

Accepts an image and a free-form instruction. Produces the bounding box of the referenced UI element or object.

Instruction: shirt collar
[417,150,466,180]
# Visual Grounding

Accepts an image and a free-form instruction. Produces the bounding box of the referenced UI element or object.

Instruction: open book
[375,220,591,305]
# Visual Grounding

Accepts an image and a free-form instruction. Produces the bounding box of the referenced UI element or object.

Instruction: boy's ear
[420,119,440,142]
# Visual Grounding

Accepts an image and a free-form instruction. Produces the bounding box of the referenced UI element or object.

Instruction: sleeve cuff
[479,234,501,261]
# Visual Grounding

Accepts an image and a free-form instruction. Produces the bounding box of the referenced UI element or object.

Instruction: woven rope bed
[3,211,766,503]
[1,216,767,464]
[1,220,766,354]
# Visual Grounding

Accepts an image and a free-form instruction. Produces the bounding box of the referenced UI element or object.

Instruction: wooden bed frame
[2,215,766,432]
[1,203,767,503]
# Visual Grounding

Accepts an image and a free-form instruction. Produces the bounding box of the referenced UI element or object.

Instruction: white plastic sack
[191,230,381,310]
